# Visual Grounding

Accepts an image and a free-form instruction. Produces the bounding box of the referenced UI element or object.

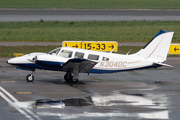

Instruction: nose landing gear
[26,72,34,82]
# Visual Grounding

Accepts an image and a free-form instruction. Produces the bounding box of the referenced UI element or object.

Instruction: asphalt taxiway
[0,9,180,21]
[0,57,180,120]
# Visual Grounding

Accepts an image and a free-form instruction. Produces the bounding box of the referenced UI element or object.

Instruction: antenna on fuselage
[110,46,115,53]
[126,49,132,55]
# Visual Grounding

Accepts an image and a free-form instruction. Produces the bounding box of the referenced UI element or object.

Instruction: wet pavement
[0,57,180,120]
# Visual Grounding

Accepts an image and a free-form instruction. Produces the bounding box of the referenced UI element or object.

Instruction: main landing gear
[26,72,34,82]
[64,72,79,83]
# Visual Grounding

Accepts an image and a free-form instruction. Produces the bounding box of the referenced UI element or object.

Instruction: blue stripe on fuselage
[35,60,64,69]
[12,63,63,71]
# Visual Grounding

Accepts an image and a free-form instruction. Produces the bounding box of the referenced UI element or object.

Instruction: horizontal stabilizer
[153,62,173,68]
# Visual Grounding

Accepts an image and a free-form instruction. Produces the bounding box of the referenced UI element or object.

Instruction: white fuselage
[7,47,156,73]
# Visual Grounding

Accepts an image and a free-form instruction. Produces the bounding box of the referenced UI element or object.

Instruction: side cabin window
[102,57,109,61]
[88,54,99,60]
[59,50,73,58]
[74,52,84,58]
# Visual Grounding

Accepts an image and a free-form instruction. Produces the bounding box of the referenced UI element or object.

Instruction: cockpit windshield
[59,50,73,58]
[48,47,61,56]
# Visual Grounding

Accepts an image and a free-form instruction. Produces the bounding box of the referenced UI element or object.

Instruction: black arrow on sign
[72,44,78,48]
[108,44,114,49]
[174,47,179,52]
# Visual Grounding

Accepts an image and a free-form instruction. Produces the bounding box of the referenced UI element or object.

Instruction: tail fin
[133,30,174,62]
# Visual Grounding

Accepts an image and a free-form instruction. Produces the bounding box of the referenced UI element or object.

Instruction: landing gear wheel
[26,74,34,82]
[64,73,72,82]
[72,79,79,83]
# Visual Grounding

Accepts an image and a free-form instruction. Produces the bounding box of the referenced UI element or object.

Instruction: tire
[64,73,72,82]
[26,74,34,82]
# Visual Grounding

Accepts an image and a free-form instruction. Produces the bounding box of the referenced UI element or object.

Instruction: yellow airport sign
[13,53,23,57]
[62,41,117,52]
[63,41,82,49]
[82,41,117,52]
[169,44,180,54]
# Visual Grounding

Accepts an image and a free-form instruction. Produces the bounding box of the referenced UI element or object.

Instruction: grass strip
[1,45,179,57]
[0,45,59,57]
[0,21,179,42]
[0,0,180,9]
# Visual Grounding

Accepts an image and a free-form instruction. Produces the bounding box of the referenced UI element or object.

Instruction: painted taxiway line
[16,92,33,94]
[41,92,79,94]
[1,81,15,83]
[0,86,41,120]
[0,91,34,119]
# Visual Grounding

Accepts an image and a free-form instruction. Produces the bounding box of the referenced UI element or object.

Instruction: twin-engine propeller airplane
[7,30,174,83]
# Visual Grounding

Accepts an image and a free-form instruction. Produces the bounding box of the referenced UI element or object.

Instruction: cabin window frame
[74,52,85,58]
[88,54,99,60]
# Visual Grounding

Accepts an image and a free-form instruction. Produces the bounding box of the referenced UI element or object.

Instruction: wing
[62,58,98,73]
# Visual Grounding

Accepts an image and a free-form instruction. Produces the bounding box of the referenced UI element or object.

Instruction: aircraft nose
[6,58,17,65]
[6,59,13,65]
